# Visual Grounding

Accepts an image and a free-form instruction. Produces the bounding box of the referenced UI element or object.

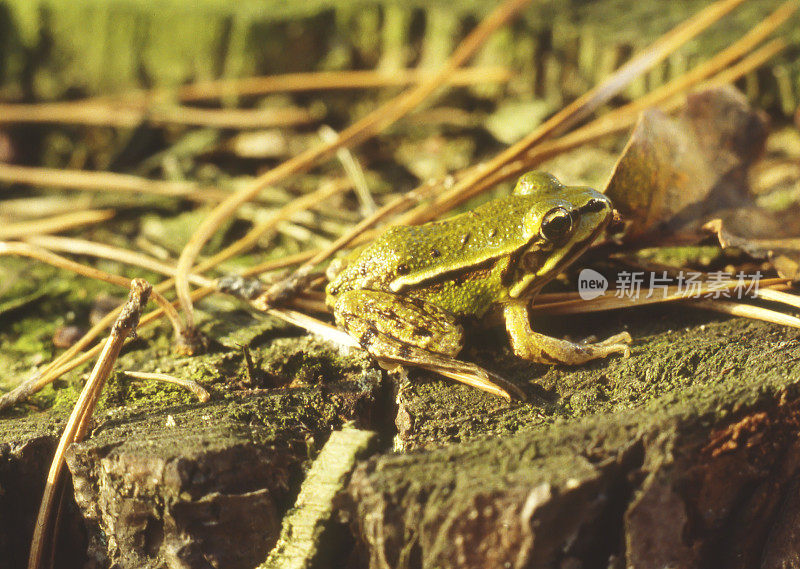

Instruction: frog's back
[330,196,543,295]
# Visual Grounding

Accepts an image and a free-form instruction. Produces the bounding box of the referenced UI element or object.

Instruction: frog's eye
[540,207,574,241]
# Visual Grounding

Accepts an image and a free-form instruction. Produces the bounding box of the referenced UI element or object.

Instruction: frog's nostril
[583,198,608,213]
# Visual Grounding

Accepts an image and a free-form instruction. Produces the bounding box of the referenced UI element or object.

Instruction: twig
[0,209,114,239]
[173,0,533,332]
[27,279,151,569]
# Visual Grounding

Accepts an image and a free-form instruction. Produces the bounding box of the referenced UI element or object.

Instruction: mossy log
[0,376,379,569]
[342,311,800,569]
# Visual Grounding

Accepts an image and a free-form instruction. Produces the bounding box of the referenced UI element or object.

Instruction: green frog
[325,171,631,399]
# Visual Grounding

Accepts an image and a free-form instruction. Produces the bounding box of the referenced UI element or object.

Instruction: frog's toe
[578,332,631,356]
[599,331,632,346]
[595,331,632,358]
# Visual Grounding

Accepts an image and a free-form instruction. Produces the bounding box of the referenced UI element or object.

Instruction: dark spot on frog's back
[430,248,440,258]
[460,233,470,246]
[488,228,497,238]
[396,263,410,275]
[359,325,377,348]
[413,326,432,338]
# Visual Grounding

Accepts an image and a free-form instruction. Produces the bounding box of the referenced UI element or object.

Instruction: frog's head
[509,171,614,298]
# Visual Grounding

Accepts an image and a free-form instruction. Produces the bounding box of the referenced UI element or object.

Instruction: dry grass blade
[0,241,186,341]
[240,251,320,277]
[23,235,214,287]
[756,288,800,310]
[122,371,210,402]
[80,67,511,105]
[0,196,95,218]
[689,299,800,329]
[533,286,800,329]
[175,66,512,101]
[531,278,789,314]
[423,366,517,401]
[0,102,317,129]
[260,306,359,349]
[0,253,310,412]
[0,163,231,202]
[397,4,789,226]
[701,38,790,91]
[319,125,376,214]
[406,0,749,222]
[26,279,151,569]
[0,209,114,239]
[174,0,533,331]
[192,178,352,274]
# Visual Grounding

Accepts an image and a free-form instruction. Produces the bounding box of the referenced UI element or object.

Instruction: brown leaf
[704,218,800,280]
[605,86,772,244]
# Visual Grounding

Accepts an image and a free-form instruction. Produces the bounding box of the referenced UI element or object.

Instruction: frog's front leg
[503,301,631,365]
[333,290,524,399]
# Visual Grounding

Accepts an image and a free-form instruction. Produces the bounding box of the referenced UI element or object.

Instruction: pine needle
[173,0,534,332]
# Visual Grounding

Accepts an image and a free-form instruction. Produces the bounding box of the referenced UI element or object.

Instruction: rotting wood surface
[4,306,800,568]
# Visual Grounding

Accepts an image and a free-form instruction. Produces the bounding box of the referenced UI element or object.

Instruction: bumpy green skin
[325,171,613,363]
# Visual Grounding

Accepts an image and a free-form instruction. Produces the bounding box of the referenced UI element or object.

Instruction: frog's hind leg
[333,290,524,400]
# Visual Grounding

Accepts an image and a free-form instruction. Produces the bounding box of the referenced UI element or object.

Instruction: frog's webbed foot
[503,302,631,365]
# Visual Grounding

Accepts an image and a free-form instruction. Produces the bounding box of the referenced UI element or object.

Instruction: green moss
[394,304,800,449]
[628,245,728,269]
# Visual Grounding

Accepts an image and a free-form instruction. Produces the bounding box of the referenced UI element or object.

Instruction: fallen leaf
[704,218,800,280]
[605,86,774,244]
